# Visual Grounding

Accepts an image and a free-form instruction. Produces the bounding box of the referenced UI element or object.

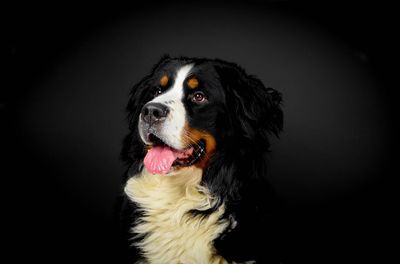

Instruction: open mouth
[143,133,205,174]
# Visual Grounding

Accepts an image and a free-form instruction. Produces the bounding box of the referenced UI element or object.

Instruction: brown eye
[191,91,207,103]
[154,87,162,96]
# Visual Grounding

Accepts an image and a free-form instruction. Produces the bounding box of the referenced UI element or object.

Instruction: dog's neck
[124,166,231,264]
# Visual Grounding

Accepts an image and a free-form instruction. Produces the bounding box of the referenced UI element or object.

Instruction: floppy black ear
[214,61,283,151]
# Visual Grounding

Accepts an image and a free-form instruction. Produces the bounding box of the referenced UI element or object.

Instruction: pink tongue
[144,146,177,174]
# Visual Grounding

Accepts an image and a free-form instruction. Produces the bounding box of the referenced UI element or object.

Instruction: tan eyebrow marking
[159,75,169,87]
[187,77,199,89]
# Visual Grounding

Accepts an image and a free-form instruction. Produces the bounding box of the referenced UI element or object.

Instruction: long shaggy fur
[125,167,230,264]
[120,55,283,263]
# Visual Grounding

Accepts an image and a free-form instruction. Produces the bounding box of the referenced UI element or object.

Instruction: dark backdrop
[2,1,397,263]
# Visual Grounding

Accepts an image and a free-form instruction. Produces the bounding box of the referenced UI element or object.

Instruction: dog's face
[124,56,283,175]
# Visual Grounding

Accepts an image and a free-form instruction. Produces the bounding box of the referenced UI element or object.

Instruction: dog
[120,56,283,264]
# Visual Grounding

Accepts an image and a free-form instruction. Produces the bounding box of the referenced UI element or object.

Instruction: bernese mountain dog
[120,55,283,264]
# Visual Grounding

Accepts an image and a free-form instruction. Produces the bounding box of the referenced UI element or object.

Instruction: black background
[1,1,397,263]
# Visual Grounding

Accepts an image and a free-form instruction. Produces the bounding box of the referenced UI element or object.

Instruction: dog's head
[122,56,282,194]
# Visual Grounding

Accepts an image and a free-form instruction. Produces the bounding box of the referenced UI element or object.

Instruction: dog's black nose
[141,102,169,124]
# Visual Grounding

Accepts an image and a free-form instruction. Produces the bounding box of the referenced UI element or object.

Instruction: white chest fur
[124,167,231,264]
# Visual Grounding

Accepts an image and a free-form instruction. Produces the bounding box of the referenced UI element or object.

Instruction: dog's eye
[154,87,163,97]
[190,91,207,103]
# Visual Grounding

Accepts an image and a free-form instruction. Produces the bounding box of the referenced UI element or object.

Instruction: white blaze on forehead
[150,64,194,149]
[152,64,194,104]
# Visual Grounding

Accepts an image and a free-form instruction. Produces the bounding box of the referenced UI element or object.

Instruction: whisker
[181,131,209,159]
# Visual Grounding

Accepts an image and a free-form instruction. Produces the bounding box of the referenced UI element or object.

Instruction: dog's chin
[142,133,206,174]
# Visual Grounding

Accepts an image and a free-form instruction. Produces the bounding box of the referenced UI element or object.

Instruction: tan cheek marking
[183,123,216,169]
[160,75,169,87]
[187,78,199,89]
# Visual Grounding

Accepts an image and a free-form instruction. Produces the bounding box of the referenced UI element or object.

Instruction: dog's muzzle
[141,102,170,125]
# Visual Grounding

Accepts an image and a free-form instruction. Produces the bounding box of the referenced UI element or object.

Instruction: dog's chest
[124,167,230,264]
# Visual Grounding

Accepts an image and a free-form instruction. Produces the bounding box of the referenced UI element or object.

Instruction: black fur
[119,55,283,263]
